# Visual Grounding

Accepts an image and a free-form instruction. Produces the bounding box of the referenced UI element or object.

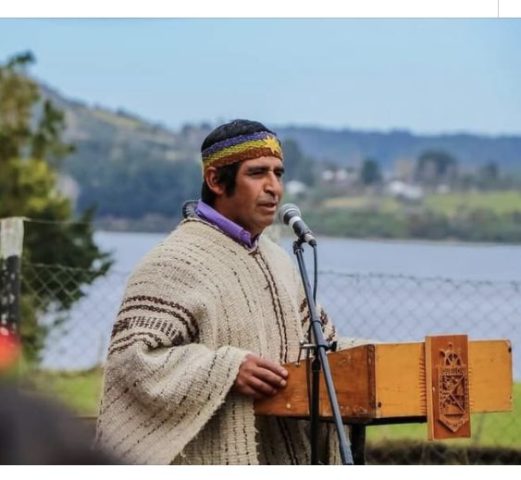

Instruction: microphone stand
[293,239,354,465]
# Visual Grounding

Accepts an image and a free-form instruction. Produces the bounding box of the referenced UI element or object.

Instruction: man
[96,119,341,464]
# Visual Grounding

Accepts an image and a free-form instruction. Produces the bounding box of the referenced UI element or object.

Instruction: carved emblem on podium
[426,335,471,440]
[438,345,470,433]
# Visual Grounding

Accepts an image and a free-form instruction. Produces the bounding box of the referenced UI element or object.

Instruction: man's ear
[204,167,226,196]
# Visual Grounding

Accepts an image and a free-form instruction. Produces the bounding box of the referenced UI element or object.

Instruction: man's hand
[232,353,289,400]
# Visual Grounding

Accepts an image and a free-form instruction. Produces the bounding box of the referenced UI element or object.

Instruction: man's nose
[264,172,282,197]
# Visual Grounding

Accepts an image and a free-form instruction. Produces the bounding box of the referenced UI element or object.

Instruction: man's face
[216,156,284,236]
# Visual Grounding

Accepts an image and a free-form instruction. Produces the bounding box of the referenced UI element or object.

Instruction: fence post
[0,218,24,335]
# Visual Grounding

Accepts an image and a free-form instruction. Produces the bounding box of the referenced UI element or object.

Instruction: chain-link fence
[21,262,128,370]
[318,271,520,464]
[10,259,521,464]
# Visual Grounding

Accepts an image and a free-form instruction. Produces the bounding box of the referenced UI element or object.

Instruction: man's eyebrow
[246,165,270,173]
[246,165,285,173]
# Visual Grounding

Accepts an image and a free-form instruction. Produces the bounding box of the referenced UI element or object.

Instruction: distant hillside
[41,81,521,173]
[36,81,521,223]
[39,83,207,166]
[276,126,521,171]
[39,83,208,220]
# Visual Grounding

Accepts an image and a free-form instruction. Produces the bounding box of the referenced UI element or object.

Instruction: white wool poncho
[96,217,355,464]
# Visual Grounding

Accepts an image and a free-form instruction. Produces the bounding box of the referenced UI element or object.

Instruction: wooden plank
[374,342,426,418]
[317,344,376,419]
[254,345,376,419]
[253,356,311,418]
[468,340,512,413]
[372,340,512,418]
[254,338,512,424]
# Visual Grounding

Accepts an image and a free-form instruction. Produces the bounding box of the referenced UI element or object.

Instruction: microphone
[278,203,317,246]
[182,200,197,219]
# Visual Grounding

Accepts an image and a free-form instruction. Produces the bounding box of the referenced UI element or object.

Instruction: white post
[0,217,24,333]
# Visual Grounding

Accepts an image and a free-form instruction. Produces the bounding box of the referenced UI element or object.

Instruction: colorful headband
[202,131,283,172]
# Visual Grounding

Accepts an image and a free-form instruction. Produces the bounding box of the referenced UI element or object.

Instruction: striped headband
[201,131,283,172]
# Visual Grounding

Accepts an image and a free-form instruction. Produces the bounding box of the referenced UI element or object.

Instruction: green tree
[281,139,316,186]
[477,161,500,190]
[73,154,201,219]
[360,158,382,185]
[0,52,112,362]
[415,150,458,185]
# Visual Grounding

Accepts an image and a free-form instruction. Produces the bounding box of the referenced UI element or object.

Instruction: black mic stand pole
[292,239,354,465]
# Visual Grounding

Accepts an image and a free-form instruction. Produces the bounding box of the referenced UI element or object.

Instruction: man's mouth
[258,202,278,211]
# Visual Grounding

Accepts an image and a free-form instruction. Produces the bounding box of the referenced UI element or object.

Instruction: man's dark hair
[200,119,275,206]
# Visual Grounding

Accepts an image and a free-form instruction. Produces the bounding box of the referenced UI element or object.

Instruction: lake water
[41,230,521,379]
[96,230,521,282]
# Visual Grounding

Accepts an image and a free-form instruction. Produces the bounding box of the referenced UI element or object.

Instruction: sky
[0,18,520,136]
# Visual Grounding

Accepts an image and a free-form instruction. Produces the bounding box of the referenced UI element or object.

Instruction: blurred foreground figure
[0,386,117,465]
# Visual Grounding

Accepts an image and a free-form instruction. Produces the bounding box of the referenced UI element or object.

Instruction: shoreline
[93,226,521,249]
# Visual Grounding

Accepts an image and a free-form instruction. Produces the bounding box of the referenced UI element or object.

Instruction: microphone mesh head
[278,203,301,225]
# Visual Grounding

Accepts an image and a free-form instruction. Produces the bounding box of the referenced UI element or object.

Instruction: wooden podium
[255,335,512,440]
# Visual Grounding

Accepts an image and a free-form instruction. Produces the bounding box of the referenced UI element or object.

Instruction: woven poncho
[96,218,358,464]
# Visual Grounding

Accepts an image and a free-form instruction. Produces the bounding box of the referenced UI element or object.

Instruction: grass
[320,191,521,217]
[423,191,521,216]
[23,367,103,416]
[322,196,402,212]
